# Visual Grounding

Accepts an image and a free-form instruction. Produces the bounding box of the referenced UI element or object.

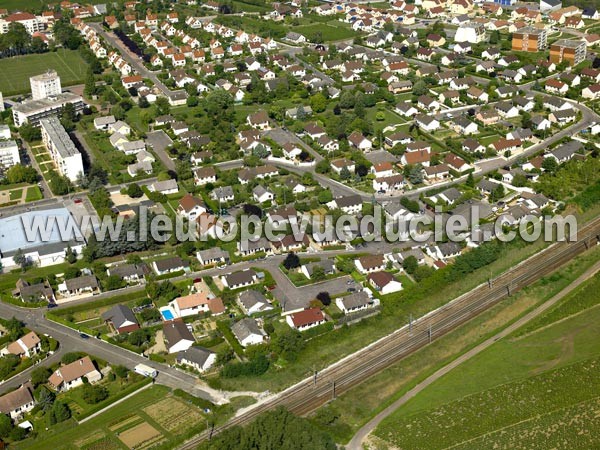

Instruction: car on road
[347,287,356,292]
[79,333,89,339]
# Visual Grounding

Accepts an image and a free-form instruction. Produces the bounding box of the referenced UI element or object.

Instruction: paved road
[89,23,179,100]
[0,301,225,402]
[146,130,175,171]
[347,259,600,449]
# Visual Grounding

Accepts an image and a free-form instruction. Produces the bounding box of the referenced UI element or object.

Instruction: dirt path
[347,259,600,450]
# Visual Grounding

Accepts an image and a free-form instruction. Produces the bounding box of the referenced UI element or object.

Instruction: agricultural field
[15,386,207,450]
[372,271,600,449]
[0,50,88,96]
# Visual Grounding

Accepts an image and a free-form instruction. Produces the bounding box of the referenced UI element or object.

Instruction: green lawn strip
[8,188,23,201]
[25,186,43,202]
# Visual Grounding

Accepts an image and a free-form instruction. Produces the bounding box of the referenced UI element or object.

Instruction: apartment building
[12,92,84,127]
[0,140,20,168]
[40,116,83,181]
[550,39,586,66]
[512,27,547,52]
[0,12,43,34]
[30,70,62,100]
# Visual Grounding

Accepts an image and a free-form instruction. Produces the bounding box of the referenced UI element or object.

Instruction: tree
[35,386,56,411]
[0,414,12,438]
[13,248,31,272]
[84,69,96,98]
[340,166,351,180]
[316,291,331,306]
[412,80,427,96]
[312,265,326,281]
[62,352,84,365]
[310,93,327,113]
[283,252,300,270]
[50,401,71,424]
[155,96,170,116]
[355,164,368,178]
[206,407,336,450]
[82,384,109,404]
[315,159,330,174]
[31,367,51,387]
[128,329,151,347]
[465,172,475,188]
[317,189,333,204]
[490,184,505,202]
[114,365,129,379]
[339,91,355,109]
[542,157,558,173]
[0,354,19,379]
[19,123,41,142]
[65,245,77,264]
[407,165,424,184]
[127,183,143,198]
[6,164,38,184]
[402,255,418,274]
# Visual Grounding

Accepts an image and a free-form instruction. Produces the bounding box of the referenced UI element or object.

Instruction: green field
[15,386,208,450]
[296,23,357,42]
[373,271,600,449]
[0,50,88,96]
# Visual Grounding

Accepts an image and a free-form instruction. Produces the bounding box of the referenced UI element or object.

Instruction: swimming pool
[160,308,175,321]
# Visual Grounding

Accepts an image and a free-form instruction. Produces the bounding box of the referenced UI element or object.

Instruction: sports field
[0,50,88,96]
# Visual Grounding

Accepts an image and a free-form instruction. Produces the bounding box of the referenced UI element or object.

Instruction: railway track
[179,217,600,449]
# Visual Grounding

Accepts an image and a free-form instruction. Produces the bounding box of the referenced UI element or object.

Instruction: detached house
[368,271,403,295]
[177,194,207,221]
[2,332,41,358]
[287,308,326,331]
[355,254,385,274]
[231,318,267,347]
[348,131,373,151]
[48,356,102,391]
[0,383,35,420]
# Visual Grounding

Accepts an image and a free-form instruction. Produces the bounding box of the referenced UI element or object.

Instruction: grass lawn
[365,106,401,133]
[15,385,207,450]
[479,133,501,146]
[373,269,600,449]
[0,49,88,96]
[8,188,22,201]
[25,186,43,202]
[296,23,357,42]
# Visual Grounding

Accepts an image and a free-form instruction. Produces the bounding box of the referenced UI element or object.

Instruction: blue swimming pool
[161,309,175,321]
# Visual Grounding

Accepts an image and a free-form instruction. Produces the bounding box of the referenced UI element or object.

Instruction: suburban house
[301,260,335,279]
[336,291,376,314]
[1,331,41,358]
[222,270,257,289]
[355,255,386,274]
[0,382,35,420]
[348,131,373,151]
[286,308,326,331]
[231,318,267,347]
[152,257,189,275]
[177,194,207,221]
[48,356,102,391]
[101,305,140,334]
[107,264,149,284]
[163,320,195,353]
[196,248,230,266]
[238,290,273,315]
[368,271,403,295]
[328,195,362,214]
[12,279,55,303]
[170,292,225,318]
[57,275,100,298]
[176,346,216,372]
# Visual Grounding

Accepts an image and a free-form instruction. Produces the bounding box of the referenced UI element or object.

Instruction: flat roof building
[550,39,586,66]
[40,116,83,182]
[30,70,61,100]
[0,139,20,168]
[512,27,547,52]
[12,92,84,127]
